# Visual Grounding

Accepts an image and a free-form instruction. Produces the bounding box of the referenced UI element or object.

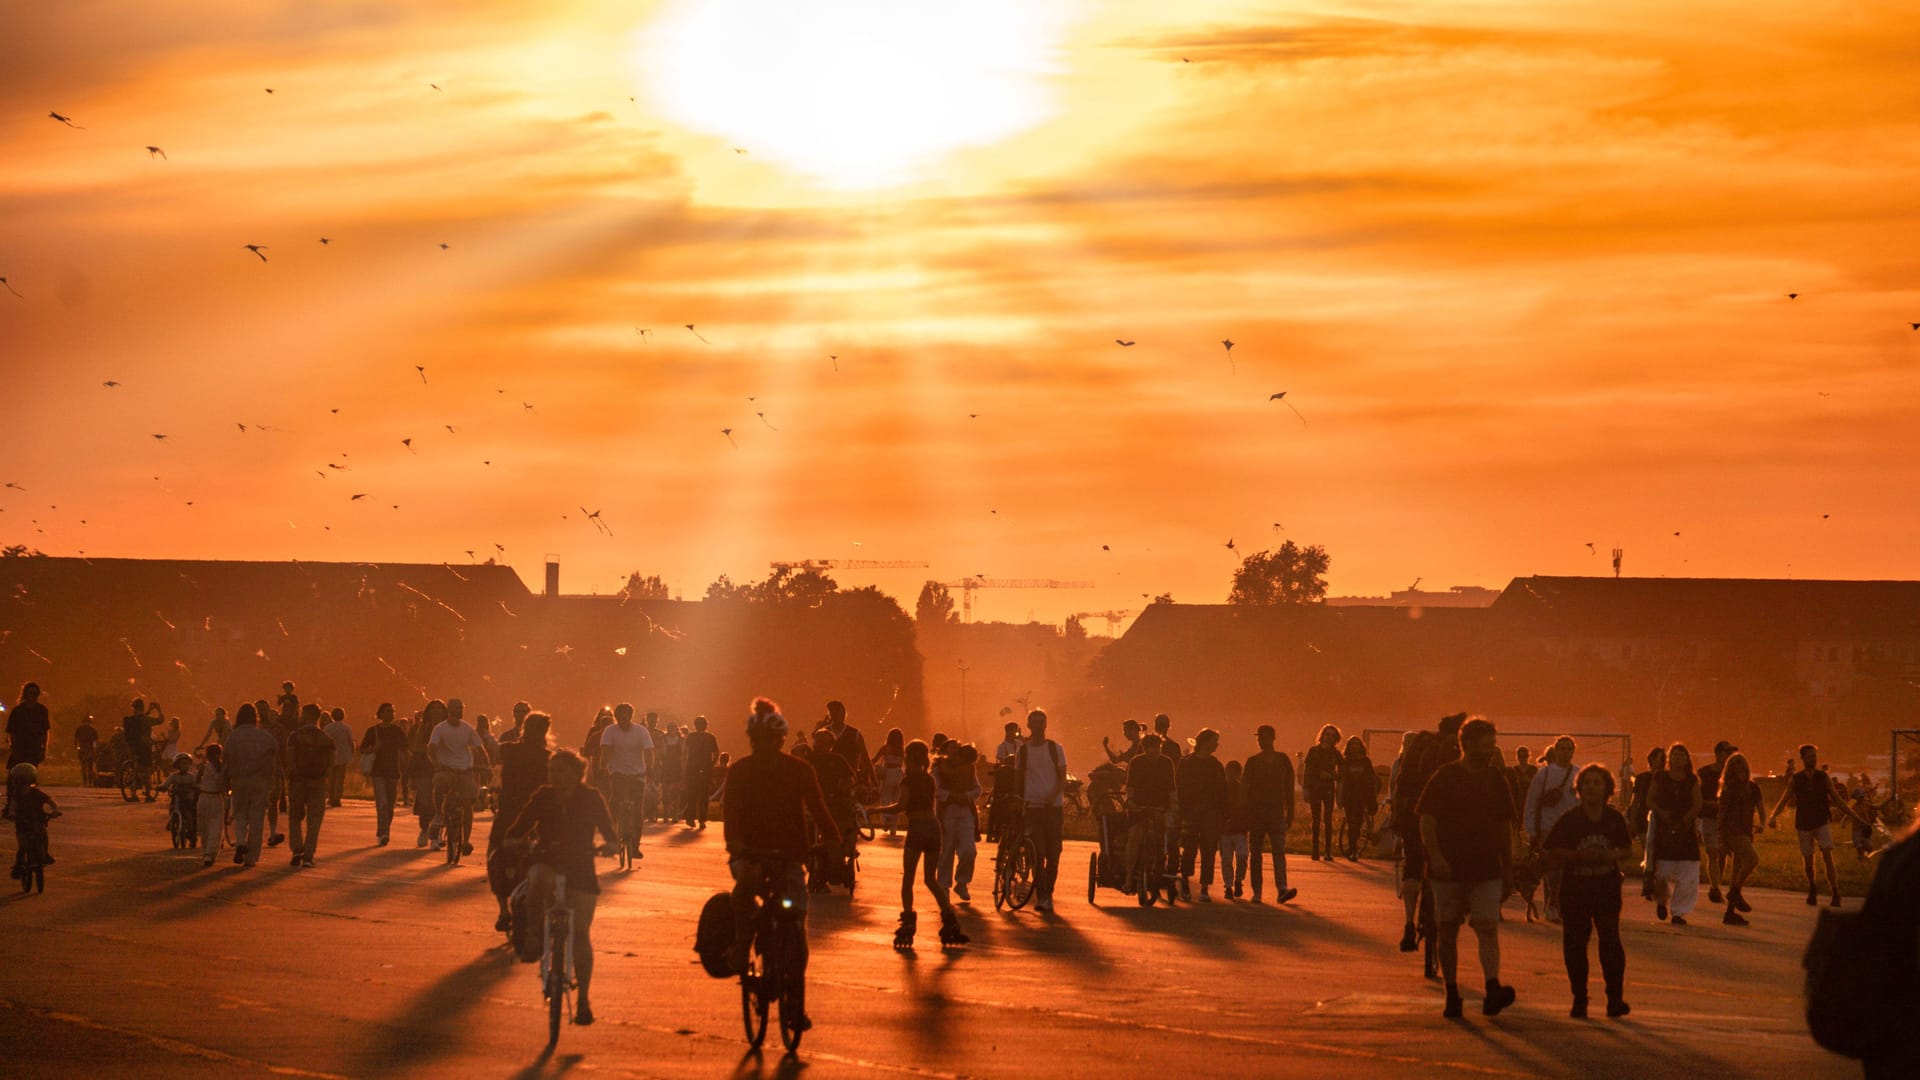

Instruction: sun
[634,0,1074,189]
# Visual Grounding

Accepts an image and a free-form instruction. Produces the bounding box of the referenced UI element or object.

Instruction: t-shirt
[497,739,551,826]
[358,722,409,779]
[1243,750,1295,819]
[1128,751,1175,809]
[1416,761,1518,883]
[427,720,488,771]
[994,738,1022,765]
[1176,753,1227,820]
[506,783,615,894]
[6,700,50,762]
[1303,744,1341,797]
[74,723,98,754]
[723,751,839,859]
[598,723,654,777]
[225,724,280,782]
[324,720,355,766]
[1792,768,1834,831]
[1720,779,1762,837]
[287,725,337,781]
[1019,739,1067,806]
[1650,772,1701,861]
[682,730,719,775]
[1525,761,1579,840]
[123,712,155,757]
[1341,757,1379,808]
[1544,804,1633,887]
[1697,760,1725,814]
[889,770,935,816]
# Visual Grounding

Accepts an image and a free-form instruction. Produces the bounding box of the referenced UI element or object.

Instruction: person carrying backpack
[1803,818,1920,1076]
[285,704,336,868]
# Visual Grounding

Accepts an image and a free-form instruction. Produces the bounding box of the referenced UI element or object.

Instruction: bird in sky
[1272,523,1285,534]
[1224,538,1236,553]
[1115,339,1136,347]
[431,83,442,92]
[1786,293,1799,300]
[522,402,534,413]
[145,146,166,160]
[733,147,748,155]
[438,243,449,251]
[684,324,711,343]
[401,438,414,453]
[1102,544,1110,551]
[351,493,367,501]
[3,482,24,491]
[1822,513,1831,520]
[415,365,427,384]
[1221,339,1236,373]
[264,88,274,94]
[1268,391,1308,427]
[0,278,21,298]
[968,413,979,419]
[243,244,268,262]
[721,427,736,447]
[48,111,84,128]
[236,423,248,433]
[326,463,348,471]
[1673,531,1681,537]
[319,238,331,245]
[152,434,169,441]
[1910,323,1919,330]
[102,380,120,388]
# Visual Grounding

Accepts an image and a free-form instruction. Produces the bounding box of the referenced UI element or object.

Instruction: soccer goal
[1362,728,1633,775]
[1892,729,1920,811]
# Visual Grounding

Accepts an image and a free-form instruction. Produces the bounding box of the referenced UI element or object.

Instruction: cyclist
[724,698,840,1032]
[594,704,654,863]
[428,699,491,856]
[501,747,615,1027]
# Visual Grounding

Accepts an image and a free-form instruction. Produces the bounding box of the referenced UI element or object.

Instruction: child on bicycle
[161,753,200,848]
[1220,760,1250,899]
[9,763,60,892]
[868,739,968,948]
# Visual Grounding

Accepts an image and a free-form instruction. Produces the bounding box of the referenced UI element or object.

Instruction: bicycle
[538,872,577,1047]
[117,759,142,803]
[739,859,808,1053]
[992,802,1036,912]
[610,780,638,872]
[440,770,479,867]
[851,802,877,844]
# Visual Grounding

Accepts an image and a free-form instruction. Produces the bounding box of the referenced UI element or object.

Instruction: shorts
[730,856,809,915]
[1723,831,1757,863]
[433,768,479,808]
[904,814,941,854]
[1432,878,1503,923]
[1798,825,1833,856]
[1697,817,1722,857]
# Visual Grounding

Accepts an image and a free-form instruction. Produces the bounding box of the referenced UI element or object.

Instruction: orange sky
[3,0,1918,626]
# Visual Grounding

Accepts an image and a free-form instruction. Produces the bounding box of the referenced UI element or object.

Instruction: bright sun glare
[635,0,1074,189]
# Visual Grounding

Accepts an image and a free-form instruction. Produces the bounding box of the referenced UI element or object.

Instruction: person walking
[285,704,334,868]
[1628,745,1666,905]
[1338,736,1379,861]
[1769,742,1869,907]
[1303,725,1342,862]
[225,704,278,867]
[1542,764,1633,1018]
[195,744,230,866]
[1416,716,1519,1019]
[1243,725,1298,905]
[358,703,408,845]
[195,707,232,752]
[4,682,50,818]
[1649,743,1702,925]
[1017,709,1067,915]
[872,727,906,837]
[323,707,354,808]
[1220,760,1250,897]
[122,697,158,803]
[683,715,720,829]
[1716,752,1763,924]
[1524,736,1579,922]
[1696,740,1735,905]
[411,701,446,847]
[74,714,99,789]
[1177,728,1228,901]
[870,740,968,948]
[934,742,981,903]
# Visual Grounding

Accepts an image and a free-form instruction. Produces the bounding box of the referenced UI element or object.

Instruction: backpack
[694,892,737,978]
[1803,831,1920,1058]
[291,729,334,781]
[1017,740,1064,801]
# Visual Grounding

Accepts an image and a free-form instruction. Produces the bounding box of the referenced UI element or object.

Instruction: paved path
[1,788,1857,1078]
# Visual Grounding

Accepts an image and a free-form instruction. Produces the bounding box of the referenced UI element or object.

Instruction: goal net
[1363,728,1633,776]
[1894,730,1920,812]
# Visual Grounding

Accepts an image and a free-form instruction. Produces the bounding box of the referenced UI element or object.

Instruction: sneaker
[1655,902,1668,921]
[201,856,215,867]
[234,847,246,865]
[1400,924,1419,952]
[431,840,445,852]
[1708,886,1724,905]
[495,912,511,932]
[1670,915,1687,926]
[1806,886,1818,906]
[1277,888,1298,904]
[377,836,389,847]
[954,884,971,902]
[1723,910,1748,927]
[1606,998,1632,1019]
[1442,993,1464,1019]
[1483,982,1516,1016]
[1570,998,1588,1019]
[302,854,316,868]
[416,833,429,849]
[1732,890,1752,913]
[1199,886,1212,902]
[1250,891,1263,904]
[291,853,303,868]
[1830,894,1843,909]
[573,1003,595,1027]
[460,843,474,856]
[1179,877,1192,901]
[1036,899,1053,915]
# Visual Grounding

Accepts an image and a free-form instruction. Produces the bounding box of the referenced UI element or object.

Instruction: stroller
[1085,763,1142,904]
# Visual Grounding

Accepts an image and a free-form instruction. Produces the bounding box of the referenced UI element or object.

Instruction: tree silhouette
[1227,541,1331,606]
[619,572,671,600]
[915,580,958,625]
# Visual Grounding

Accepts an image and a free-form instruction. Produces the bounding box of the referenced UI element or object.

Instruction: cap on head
[1256,724,1276,742]
[1714,739,1737,756]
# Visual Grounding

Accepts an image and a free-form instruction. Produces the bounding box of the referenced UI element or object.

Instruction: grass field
[30,762,1894,897]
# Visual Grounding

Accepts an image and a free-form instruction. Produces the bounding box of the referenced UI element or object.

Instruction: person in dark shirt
[1715,752,1764,924]
[5,682,51,818]
[1177,729,1228,901]
[723,698,839,1030]
[1769,742,1868,908]
[1338,736,1380,861]
[1303,724,1343,862]
[1102,719,1144,765]
[868,739,967,948]
[1417,716,1519,1019]
[357,702,410,846]
[8,762,60,891]
[682,715,719,829]
[1543,764,1634,1019]
[1242,725,1298,904]
[122,697,157,802]
[1125,732,1175,902]
[504,747,616,1027]
[490,712,555,929]
[1696,740,1735,905]
[74,714,99,788]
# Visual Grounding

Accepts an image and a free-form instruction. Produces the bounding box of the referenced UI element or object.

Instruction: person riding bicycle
[502,747,616,1027]
[428,701,491,856]
[160,753,200,847]
[595,704,654,862]
[1125,732,1175,900]
[724,698,840,1033]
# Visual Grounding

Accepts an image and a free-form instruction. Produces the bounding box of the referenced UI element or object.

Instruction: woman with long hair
[1716,752,1763,925]
[873,728,906,837]
[1542,763,1633,1018]
[1303,724,1343,861]
[868,740,967,949]
[1338,736,1379,861]
[1649,743,1702,925]
[411,699,448,847]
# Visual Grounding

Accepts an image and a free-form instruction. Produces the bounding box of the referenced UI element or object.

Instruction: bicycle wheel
[992,847,1009,910]
[546,917,569,1046]
[1006,837,1036,910]
[118,762,139,803]
[857,809,876,844]
[740,931,770,1049]
[1087,852,1098,905]
[775,922,806,1052]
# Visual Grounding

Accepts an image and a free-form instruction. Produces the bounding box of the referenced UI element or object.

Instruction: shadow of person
[506,1044,585,1080]
[353,949,521,1077]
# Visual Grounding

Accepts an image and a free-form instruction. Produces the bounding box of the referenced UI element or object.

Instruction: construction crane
[1068,609,1136,635]
[941,577,1094,622]
[769,559,929,574]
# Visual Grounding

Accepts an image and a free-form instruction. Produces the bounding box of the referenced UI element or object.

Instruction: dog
[1507,854,1543,923]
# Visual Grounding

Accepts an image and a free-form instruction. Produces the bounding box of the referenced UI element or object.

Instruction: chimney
[544,555,560,597]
